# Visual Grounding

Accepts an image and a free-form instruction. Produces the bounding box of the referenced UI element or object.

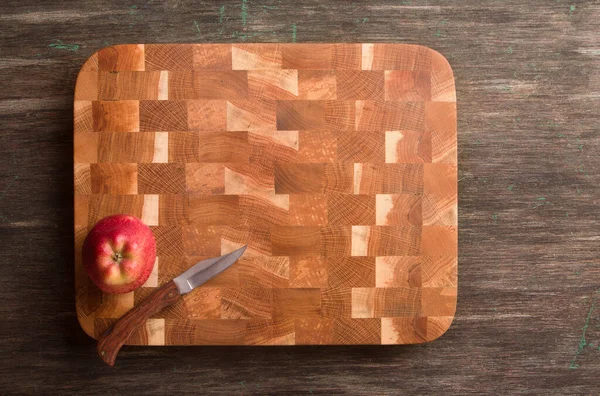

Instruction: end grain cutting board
[74,43,457,346]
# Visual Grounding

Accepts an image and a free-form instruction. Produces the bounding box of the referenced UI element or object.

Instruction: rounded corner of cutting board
[76,309,99,341]
[422,307,457,344]
[419,44,455,75]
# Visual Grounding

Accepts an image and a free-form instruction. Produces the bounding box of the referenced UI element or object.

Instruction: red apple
[82,214,156,294]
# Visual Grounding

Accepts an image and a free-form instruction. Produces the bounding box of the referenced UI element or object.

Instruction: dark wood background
[1,0,599,394]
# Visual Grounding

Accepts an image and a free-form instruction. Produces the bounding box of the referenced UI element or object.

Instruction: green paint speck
[502,86,512,92]
[492,214,498,223]
[556,133,565,138]
[569,289,599,369]
[240,381,245,387]
[193,20,201,37]
[291,24,297,43]
[475,139,481,144]
[219,5,225,24]
[569,5,576,17]
[48,39,80,52]
[506,46,513,54]
[241,0,248,26]
[577,187,582,195]
[565,212,569,218]
[507,184,515,191]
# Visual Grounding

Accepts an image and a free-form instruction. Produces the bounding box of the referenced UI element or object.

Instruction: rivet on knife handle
[96,280,180,366]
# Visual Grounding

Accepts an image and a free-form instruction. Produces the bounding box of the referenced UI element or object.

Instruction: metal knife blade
[172,245,247,294]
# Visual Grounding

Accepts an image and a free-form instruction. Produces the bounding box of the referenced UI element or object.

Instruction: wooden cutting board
[74,43,457,346]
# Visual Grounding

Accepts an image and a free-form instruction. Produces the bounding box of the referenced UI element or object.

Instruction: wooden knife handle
[97,280,180,366]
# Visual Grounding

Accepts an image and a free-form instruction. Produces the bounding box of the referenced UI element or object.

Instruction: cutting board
[74,43,457,346]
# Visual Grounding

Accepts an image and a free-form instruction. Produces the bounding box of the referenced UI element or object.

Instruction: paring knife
[97,245,248,366]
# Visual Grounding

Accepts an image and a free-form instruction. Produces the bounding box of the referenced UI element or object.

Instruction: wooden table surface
[1,1,598,394]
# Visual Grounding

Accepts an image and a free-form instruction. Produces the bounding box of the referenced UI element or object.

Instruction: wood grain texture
[2,0,600,394]
[74,43,456,346]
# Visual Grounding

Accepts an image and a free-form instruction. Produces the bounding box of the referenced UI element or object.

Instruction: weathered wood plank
[1,0,599,394]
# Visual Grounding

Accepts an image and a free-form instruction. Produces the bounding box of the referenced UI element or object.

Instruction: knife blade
[97,245,248,366]
[173,245,246,294]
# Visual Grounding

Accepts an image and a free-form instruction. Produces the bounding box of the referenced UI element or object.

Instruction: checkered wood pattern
[74,44,457,345]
